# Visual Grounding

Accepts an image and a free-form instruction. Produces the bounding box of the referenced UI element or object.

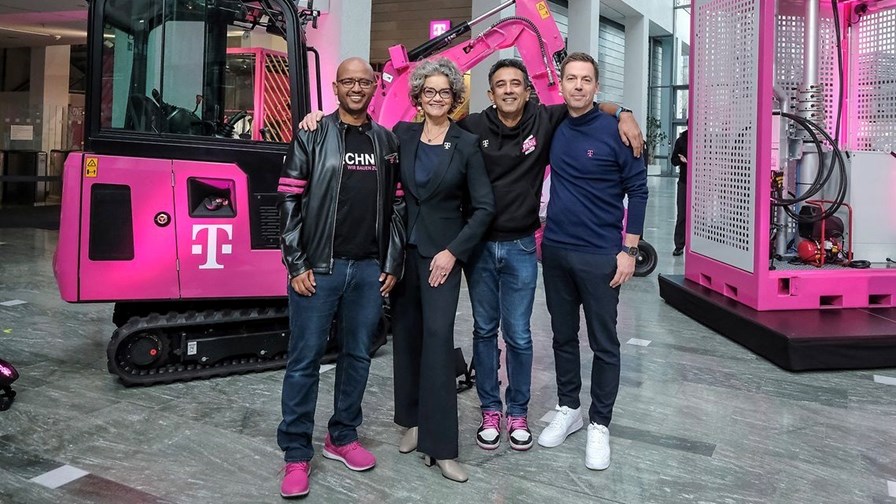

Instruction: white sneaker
[585,422,610,470]
[537,405,584,448]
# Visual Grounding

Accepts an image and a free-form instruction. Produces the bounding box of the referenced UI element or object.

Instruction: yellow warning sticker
[85,157,98,178]
[536,1,550,19]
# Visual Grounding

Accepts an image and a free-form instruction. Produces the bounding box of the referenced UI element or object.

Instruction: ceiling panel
[0,0,88,48]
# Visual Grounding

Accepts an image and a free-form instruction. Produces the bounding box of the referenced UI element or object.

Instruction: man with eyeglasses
[277,57,405,498]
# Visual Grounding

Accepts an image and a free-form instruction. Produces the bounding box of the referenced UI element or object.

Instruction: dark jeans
[278,258,383,462]
[392,247,461,460]
[541,244,620,427]
[465,235,537,417]
[674,179,686,250]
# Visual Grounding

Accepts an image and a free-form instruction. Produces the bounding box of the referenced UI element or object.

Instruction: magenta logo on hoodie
[522,134,537,155]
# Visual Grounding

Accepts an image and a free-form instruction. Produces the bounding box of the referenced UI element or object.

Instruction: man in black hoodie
[458,58,642,452]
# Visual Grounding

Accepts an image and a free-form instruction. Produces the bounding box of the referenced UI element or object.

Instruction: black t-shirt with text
[332,124,379,260]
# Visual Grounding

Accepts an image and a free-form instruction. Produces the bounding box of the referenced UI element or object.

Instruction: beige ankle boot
[423,456,468,483]
[399,426,418,453]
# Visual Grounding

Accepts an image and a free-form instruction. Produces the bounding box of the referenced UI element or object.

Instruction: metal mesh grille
[774,14,840,133]
[850,8,896,152]
[691,0,760,273]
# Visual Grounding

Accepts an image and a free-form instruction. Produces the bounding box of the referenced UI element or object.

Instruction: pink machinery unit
[661,0,896,370]
[683,0,896,311]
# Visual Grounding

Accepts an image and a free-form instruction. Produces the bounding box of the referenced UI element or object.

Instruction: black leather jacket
[279,112,406,278]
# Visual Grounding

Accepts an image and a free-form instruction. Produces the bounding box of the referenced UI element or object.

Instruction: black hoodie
[458,101,567,241]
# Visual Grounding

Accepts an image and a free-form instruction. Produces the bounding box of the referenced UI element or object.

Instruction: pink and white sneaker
[322,434,376,471]
[507,415,533,451]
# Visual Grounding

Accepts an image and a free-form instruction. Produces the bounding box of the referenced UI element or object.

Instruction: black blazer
[393,121,495,262]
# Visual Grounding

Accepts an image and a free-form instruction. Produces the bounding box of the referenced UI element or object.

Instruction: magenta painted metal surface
[53,152,84,302]
[685,0,896,311]
[76,155,179,301]
[369,0,565,128]
[173,160,286,299]
[54,154,288,302]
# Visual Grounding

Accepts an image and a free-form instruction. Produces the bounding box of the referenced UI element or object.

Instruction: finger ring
[441,272,447,276]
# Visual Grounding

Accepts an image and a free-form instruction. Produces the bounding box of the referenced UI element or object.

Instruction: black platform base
[658,274,896,371]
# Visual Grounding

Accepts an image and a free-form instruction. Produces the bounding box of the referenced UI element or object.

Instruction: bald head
[336,57,374,81]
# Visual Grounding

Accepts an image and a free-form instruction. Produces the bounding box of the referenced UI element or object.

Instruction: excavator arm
[368,0,567,128]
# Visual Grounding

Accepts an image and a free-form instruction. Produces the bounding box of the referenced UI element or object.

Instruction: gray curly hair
[409,57,466,114]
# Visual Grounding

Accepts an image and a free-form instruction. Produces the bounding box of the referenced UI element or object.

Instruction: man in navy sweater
[535,52,648,471]
[458,59,642,453]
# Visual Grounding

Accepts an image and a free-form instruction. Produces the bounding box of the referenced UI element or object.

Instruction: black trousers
[542,244,620,426]
[392,247,461,459]
[674,179,686,250]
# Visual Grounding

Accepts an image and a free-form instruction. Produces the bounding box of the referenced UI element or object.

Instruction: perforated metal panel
[691,0,760,273]
[774,14,840,133]
[850,8,896,152]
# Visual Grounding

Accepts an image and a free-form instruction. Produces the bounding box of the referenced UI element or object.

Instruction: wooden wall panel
[370,0,473,65]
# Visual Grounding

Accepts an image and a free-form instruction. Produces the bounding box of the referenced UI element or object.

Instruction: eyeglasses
[422,87,453,100]
[337,78,375,89]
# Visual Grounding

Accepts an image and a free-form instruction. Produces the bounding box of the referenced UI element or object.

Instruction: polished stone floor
[1,176,895,504]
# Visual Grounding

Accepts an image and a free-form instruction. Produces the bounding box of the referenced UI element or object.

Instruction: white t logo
[191,224,233,269]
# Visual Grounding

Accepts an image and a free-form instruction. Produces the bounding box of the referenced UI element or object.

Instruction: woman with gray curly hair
[391,57,495,483]
[407,57,466,115]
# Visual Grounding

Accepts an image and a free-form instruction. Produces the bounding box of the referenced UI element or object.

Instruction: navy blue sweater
[544,106,648,255]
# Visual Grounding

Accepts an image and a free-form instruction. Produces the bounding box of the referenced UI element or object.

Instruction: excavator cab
[54,0,322,385]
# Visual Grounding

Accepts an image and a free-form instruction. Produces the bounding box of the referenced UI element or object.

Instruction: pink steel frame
[684,0,896,311]
[226,48,291,142]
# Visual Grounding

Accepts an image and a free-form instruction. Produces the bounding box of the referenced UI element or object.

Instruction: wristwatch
[615,106,633,120]
[624,245,639,257]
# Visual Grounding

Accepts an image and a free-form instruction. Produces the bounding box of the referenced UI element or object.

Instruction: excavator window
[98,0,293,143]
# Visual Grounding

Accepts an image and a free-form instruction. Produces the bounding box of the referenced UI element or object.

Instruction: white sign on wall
[10,125,33,141]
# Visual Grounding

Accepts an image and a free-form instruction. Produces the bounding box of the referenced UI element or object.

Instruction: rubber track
[107,306,288,387]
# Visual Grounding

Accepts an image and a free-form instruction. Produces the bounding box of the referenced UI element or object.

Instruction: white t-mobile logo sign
[191,224,233,269]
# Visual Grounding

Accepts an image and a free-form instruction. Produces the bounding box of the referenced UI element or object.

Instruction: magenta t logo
[430,20,451,39]
[191,224,233,269]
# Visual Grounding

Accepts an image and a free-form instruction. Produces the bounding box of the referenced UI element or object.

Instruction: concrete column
[305,0,372,112]
[29,45,71,153]
[469,0,515,114]
[567,0,600,56]
[622,13,649,129]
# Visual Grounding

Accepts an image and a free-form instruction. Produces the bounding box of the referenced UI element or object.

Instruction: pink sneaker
[476,410,502,449]
[280,462,310,498]
[322,435,376,471]
[507,415,533,451]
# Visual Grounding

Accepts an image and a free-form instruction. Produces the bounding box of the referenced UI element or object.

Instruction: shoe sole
[476,437,500,450]
[280,489,310,499]
[509,438,533,451]
[322,447,376,472]
[585,458,610,471]
[536,416,584,448]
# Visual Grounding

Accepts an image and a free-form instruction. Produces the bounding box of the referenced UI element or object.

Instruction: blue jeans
[465,234,537,417]
[277,259,383,462]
